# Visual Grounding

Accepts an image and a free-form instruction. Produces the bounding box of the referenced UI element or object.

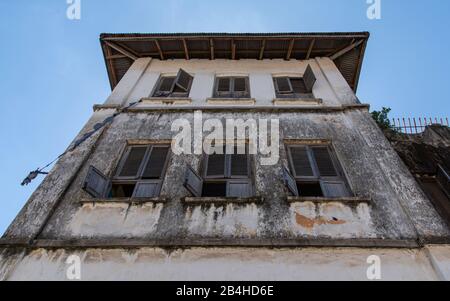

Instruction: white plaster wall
[109,58,357,107]
[6,246,448,281]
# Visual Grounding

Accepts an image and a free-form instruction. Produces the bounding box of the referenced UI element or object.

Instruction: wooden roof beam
[104,41,138,61]
[305,39,315,60]
[259,39,266,60]
[231,39,236,60]
[329,39,364,60]
[286,39,295,60]
[182,39,189,60]
[209,38,215,60]
[154,39,165,60]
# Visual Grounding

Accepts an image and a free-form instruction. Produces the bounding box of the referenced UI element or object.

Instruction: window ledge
[273,98,323,105]
[183,196,263,204]
[287,196,371,205]
[141,97,192,105]
[79,197,166,205]
[207,98,256,105]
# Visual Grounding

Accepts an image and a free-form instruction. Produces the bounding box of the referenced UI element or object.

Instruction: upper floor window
[83,144,170,199]
[184,144,254,198]
[213,77,250,99]
[153,69,193,98]
[283,144,352,198]
[273,65,316,99]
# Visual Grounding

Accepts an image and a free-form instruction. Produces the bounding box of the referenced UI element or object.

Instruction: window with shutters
[285,144,352,198]
[273,65,316,99]
[213,77,250,99]
[110,144,171,198]
[183,144,254,198]
[152,69,193,98]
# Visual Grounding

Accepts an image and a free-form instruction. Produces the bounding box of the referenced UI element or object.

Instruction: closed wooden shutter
[227,180,252,198]
[133,181,160,198]
[303,64,317,92]
[174,69,193,92]
[142,146,169,179]
[230,151,248,177]
[184,166,203,197]
[83,166,111,198]
[275,77,292,93]
[289,147,314,177]
[117,146,147,178]
[312,147,337,177]
[290,78,308,94]
[283,165,299,196]
[321,181,350,198]
[217,77,231,92]
[233,77,247,92]
[206,149,226,178]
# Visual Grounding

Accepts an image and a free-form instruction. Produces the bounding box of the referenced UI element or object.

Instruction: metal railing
[391,117,449,134]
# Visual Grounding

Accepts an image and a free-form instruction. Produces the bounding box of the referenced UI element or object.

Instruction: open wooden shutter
[83,166,111,198]
[227,180,252,198]
[184,166,203,197]
[289,147,314,177]
[321,181,350,198]
[303,64,317,92]
[174,69,193,92]
[290,78,308,94]
[117,146,147,178]
[142,146,169,179]
[312,147,337,177]
[275,77,292,93]
[154,77,176,97]
[133,180,161,198]
[283,166,299,196]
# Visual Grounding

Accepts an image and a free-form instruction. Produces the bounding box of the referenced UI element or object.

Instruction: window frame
[213,76,251,99]
[286,144,352,198]
[152,71,193,98]
[273,76,314,99]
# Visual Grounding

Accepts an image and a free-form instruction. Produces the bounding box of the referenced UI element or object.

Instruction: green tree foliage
[371,107,393,130]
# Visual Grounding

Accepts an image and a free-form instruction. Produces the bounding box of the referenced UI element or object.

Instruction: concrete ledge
[93,104,122,111]
[140,97,192,105]
[287,196,371,205]
[79,197,167,205]
[183,196,263,205]
[207,98,256,105]
[272,98,323,105]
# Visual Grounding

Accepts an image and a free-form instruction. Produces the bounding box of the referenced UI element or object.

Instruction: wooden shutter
[275,77,292,93]
[206,150,226,178]
[217,77,231,92]
[312,147,337,177]
[230,146,248,177]
[303,64,316,92]
[233,77,247,92]
[283,166,299,196]
[83,166,111,198]
[227,180,252,198]
[290,78,308,94]
[117,146,147,178]
[184,166,203,197]
[133,181,160,198]
[159,77,175,92]
[174,69,193,92]
[142,146,169,179]
[289,147,314,177]
[321,181,350,198]
[437,165,450,197]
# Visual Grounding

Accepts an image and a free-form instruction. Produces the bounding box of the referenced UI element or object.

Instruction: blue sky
[0,0,449,235]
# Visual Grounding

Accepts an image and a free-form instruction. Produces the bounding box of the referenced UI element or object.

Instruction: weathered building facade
[1,33,450,281]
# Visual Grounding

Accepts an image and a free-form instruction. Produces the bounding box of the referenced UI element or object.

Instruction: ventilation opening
[202,182,227,197]
[111,183,136,198]
[297,182,324,197]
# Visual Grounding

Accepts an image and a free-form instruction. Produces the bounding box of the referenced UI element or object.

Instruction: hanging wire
[21,101,139,186]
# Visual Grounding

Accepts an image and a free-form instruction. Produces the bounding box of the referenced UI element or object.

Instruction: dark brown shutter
[133,181,160,198]
[289,147,314,177]
[275,77,292,93]
[227,180,252,198]
[233,78,247,92]
[206,148,226,178]
[321,181,350,198]
[118,146,147,178]
[290,78,308,94]
[174,69,193,92]
[230,147,248,177]
[142,147,169,179]
[83,166,111,198]
[303,64,317,92]
[184,166,203,197]
[217,77,231,92]
[283,166,299,196]
[437,164,450,197]
[159,77,175,92]
[312,147,337,177]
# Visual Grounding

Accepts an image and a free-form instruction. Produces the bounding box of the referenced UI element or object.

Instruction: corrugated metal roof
[100,32,369,92]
